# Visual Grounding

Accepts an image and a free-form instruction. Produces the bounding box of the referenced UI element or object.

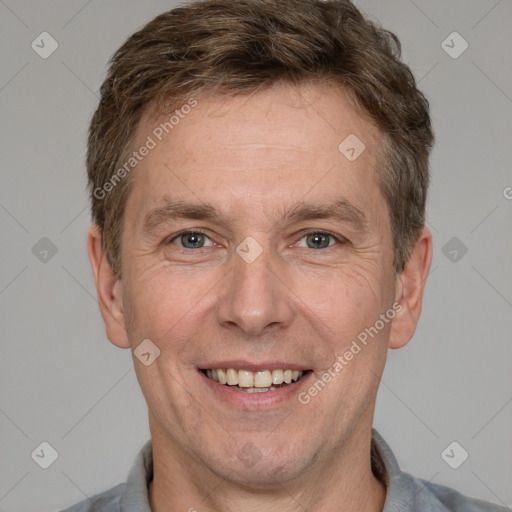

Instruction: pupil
[309,233,327,249]
[185,233,203,248]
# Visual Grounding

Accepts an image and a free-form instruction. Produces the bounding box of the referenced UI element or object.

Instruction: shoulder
[418,477,509,512]
[386,469,508,512]
[58,483,125,512]
[371,430,508,512]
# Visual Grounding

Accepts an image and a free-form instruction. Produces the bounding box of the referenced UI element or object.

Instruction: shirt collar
[372,428,449,511]
[120,438,153,511]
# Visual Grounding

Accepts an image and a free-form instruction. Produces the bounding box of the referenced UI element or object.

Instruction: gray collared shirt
[60,429,509,511]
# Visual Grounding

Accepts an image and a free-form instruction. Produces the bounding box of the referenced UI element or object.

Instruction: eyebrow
[142,196,367,237]
[142,198,226,237]
[284,199,366,231]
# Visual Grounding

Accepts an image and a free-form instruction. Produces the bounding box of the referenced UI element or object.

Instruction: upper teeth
[205,369,304,387]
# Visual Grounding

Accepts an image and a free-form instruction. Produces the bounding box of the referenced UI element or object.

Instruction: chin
[201,439,312,488]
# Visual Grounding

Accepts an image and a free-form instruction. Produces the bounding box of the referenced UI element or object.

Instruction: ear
[388,226,432,349]
[87,224,130,349]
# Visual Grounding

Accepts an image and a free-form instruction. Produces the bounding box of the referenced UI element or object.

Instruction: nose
[215,241,295,337]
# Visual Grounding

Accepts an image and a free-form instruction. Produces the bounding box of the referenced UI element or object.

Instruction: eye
[167,229,215,249]
[166,229,345,250]
[296,230,343,249]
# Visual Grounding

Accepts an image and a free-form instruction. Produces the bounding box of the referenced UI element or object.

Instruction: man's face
[107,82,403,484]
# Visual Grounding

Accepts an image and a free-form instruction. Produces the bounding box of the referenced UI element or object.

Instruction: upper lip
[198,360,310,372]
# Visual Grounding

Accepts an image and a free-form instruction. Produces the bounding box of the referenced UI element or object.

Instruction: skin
[88,81,432,512]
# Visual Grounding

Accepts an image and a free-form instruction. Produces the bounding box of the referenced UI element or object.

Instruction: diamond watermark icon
[134,338,161,366]
[32,237,58,263]
[442,237,468,263]
[237,441,263,468]
[338,134,365,161]
[441,441,468,469]
[236,236,263,264]
[441,32,468,59]
[31,441,59,469]
[31,32,59,59]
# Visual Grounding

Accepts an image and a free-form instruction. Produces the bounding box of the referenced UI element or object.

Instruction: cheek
[122,266,177,342]
[303,258,388,319]
[123,263,219,352]
[293,259,393,363]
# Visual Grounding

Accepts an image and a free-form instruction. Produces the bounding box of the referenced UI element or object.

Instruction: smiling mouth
[201,368,310,393]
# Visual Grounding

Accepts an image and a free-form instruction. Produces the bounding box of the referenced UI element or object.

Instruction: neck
[148,416,386,512]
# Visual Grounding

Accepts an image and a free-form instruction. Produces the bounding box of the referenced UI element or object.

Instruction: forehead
[126,81,386,227]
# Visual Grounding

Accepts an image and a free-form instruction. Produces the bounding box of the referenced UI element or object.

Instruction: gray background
[0,1,511,510]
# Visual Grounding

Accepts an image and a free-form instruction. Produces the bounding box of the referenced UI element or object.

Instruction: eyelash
[166,228,347,248]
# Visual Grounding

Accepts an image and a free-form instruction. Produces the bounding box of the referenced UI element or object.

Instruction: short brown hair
[87,0,433,277]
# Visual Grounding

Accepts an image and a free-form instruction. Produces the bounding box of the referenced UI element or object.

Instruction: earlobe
[87,224,131,349]
[388,227,433,349]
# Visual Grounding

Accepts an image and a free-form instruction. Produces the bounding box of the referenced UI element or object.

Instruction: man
[61,0,507,510]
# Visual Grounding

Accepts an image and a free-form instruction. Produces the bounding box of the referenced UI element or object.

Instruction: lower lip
[199,370,313,409]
